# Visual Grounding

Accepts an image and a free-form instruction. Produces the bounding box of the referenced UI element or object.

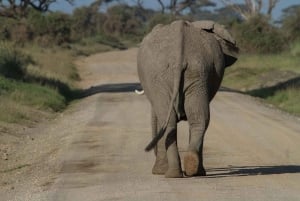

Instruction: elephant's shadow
[205,165,300,178]
[73,82,142,99]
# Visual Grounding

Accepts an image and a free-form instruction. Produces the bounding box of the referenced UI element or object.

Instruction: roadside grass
[0,97,29,123]
[0,38,125,125]
[223,53,300,116]
[266,87,300,115]
[70,43,114,57]
[21,44,81,83]
[0,76,66,123]
[69,34,130,57]
[0,42,76,124]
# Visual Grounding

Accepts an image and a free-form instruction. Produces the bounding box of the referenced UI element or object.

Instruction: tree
[155,0,216,16]
[0,0,74,18]
[70,0,114,40]
[221,0,280,21]
[281,5,300,41]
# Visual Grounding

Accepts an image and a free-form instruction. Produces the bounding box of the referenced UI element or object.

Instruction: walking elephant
[137,20,238,178]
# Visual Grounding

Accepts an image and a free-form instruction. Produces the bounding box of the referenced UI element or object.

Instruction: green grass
[223,53,300,89]
[0,43,77,124]
[223,53,300,116]
[266,87,300,115]
[0,76,66,111]
[0,76,66,123]
[223,67,270,90]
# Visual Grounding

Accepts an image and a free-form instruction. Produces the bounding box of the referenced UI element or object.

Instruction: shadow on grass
[246,76,300,98]
[206,165,300,178]
[25,75,75,101]
[25,74,143,101]
[219,76,300,98]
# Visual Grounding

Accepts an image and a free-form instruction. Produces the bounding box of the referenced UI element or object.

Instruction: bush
[281,5,300,42]
[231,16,286,53]
[103,4,144,36]
[28,11,71,46]
[147,13,175,32]
[0,17,32,44]
[70,6,107,41]
[290,40,300,57]
[0,42,33,79]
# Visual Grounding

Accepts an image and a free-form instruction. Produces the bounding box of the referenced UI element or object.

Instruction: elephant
[137,20,238,178]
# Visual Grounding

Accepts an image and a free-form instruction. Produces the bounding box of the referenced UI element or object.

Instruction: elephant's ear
[192,20,239,67]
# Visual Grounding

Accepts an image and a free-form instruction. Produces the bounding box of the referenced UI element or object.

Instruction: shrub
[147,13,175,32]
[231,16,286,53]
[281,5,300,42]
[0,17,33,44]
[27,11,72,46]
[290,40,300,56]
[103,4,144,36]
[0,42,33,79]
[71,6,107,41]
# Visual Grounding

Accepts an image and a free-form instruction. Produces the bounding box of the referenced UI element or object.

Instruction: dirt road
[2,48,300,201]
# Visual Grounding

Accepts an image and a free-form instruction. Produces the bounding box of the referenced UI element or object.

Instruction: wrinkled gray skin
[137,20,238,178]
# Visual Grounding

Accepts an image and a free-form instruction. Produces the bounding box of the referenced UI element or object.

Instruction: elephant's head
[191,20,239,67]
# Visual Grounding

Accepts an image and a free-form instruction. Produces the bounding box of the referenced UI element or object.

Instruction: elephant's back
[138,21,183,70]
[137,21,184,94]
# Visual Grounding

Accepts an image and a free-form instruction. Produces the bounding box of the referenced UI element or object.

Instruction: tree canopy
[0,0,74,18]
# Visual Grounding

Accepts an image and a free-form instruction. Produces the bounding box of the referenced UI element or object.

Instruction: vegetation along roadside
[0,0,299,131]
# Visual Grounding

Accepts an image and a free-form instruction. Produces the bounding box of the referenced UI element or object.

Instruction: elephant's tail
[145,20,186,152]
[145,68,183,152]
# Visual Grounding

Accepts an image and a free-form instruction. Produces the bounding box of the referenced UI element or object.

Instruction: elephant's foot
[165,168,183,178]
[152,160,168,175]
[184,151,206,177]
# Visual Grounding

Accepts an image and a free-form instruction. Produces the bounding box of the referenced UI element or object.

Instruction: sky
[50,0,300,20]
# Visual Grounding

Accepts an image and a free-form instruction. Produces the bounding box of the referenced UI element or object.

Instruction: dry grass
[22,45,80,84]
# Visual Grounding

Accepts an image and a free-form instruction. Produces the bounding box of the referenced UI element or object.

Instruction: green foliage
[28,11,72,46]
[0,10,72,46]
[290,40,300,56]
[71,6,107,41]
[103,4,144,37]
[0,17,32,43]
[0,42,33,79]
[281,5,300,41]
[147,13,175,32]
[0,3,149,47]
[0,17,12,40]
[27,9,48,36]
[231,16,285,53]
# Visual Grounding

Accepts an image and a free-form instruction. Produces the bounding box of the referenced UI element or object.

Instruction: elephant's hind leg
[153,105,182,178]
[183,85,210,177]
[151,108,168,175]
[164,123,183,178]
